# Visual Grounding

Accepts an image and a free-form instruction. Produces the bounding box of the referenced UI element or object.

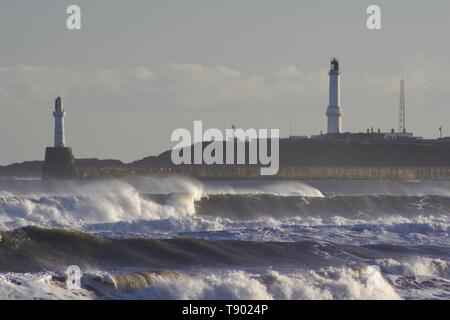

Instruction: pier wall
[42,147,76,179]
[76,165,450,180]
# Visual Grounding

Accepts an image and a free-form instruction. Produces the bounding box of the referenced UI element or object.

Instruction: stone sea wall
[75,165,450,180]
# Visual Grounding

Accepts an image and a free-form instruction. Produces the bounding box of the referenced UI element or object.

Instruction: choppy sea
[0,177,449,300]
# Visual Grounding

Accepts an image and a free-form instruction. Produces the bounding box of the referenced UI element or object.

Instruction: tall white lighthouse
[326,58,343,134]
[53,97,66,147]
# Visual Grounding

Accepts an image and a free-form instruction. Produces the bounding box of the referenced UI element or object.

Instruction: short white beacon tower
[42,96,76,179]
[53,97,66,147]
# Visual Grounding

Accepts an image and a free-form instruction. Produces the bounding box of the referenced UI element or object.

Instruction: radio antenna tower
[399,79,406,133]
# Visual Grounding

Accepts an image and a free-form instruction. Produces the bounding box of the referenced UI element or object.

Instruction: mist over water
[0,177,449,300]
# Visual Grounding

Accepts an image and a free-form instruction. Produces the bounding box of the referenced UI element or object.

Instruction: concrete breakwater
[75,165,450,180]
[3,161,450,180]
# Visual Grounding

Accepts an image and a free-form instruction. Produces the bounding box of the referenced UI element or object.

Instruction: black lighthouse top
[330,58,340,74]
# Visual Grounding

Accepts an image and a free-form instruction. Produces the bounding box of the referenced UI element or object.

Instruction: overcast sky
[0,0,449,164]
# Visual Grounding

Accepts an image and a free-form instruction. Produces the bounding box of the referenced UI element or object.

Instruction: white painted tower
[326,58,343,134]
[53,97,66,147]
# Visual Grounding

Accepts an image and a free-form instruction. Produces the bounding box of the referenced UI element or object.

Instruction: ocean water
[0,177,449,300]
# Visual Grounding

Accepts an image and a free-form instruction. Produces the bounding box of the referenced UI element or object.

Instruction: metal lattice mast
[399,79,406,133]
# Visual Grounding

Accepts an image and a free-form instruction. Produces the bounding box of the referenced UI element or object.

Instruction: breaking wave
[0,177,324,230]
[2,257,449,300]
[85,268,402,300]
[0,177,448,247]
[0,178,449,233]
